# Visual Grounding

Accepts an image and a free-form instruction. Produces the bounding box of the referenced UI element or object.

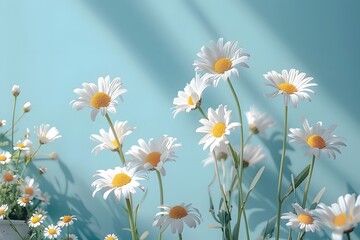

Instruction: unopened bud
[12,85,20,96]
[24,128,30,139]
[23,102,32,113]
[39,167,47,175]
[49,152,58,160]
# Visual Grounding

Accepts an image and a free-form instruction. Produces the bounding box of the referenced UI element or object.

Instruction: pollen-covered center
[307,134,326,149]
[63,215,72,223]
[31,216,41,223]
[214,58,232,74]
[169,206,188,219]
[333,213,353,227]
[112,139,119,149]
[22,197,30,203]
[278,83,297,94]
[146,152,161,167]
[24,186,34,196]
[212,122,226,138]
[188,96,194,106]
[297,213,314,225]
[0,155,7,161]
[106,237,115,240]
[17,143,25,149]
[90,92,111,109]
[0,209,4,215]
[112,173,131,187]
[48,228,56,235]
[3,173,14,182]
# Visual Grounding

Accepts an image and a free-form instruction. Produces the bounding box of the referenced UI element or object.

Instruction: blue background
[1,0,360,239]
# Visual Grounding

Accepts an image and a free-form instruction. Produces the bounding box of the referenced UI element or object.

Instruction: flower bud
[49,152,58,160]
[23,102,32,113]
[12,85,20,96]
[39,167,47,175]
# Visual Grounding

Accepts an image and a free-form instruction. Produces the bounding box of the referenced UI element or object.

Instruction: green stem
[156,170,164,240]
[5,216,26,240]
[243,209,250,240]
[275,106,289,240]
[105,113,126,165]
[20,144,42,178]
[11,96,18,153]
[178,233,183,240]
[126,198,139,240]
[197,106,207,119]
[301,155,316,208]
[346,232,351,240]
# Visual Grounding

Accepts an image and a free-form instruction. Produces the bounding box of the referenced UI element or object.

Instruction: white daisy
[92,166,146,200]
[153,203,202,234]
[71,75,127,121]
[28,213,46,228]
[202,141,230,167]
[66,234,79,240]
[289,119,346,159]
[194,38,249,87]
[19,176,41,199]
[104,234,118,240]
[58,214,77,227]
[172,74,209,117]
[34,124,61,144]
[245,106,275,138]
[0,150,11,165]
[34,208,48,217]
[0,119,6,127]
[90,121,135,154]
[315,194,360,240]
[264,69,317,107]
[44,224,61,239]
[243,144,266,167]
[126,135,181,176]
[2,171,18,184]
[196,104,240,152]
[13,138,33,152]
[17,196,33,207]
[281,203,321,232]
[0,204,8,220]
[40,192,51,207]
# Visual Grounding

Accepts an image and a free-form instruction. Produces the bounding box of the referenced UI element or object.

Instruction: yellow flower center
[112,139,119,149]
[63,215,72,223]
[3,173,14,182]
[0,209,4,215]
[297,213,314,225]
[307,134,326,149]
[106,237,115,240]
[22,197,30,203]
[146,152,161,168]
[214,58,232,74]
[188,96,194,106]
[278,83,297,94]
[24,187,34,196]
[0,155,7,161]
[31,216,41,223]
[90,92,111,109]
[17,143,25,149]
[169,206,188,219]
[48,228,56,235]
[333,213,353,227]
[212,122,226,138]
[112,173,131,187]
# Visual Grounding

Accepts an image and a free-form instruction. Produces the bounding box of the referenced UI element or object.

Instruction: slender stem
[275,106,289,240]
[126,198,139,240]
[20,144,42,178]
[197,106,207,119]
[243,209,250,240]
[105,113,125,164]
[11,96,18,153]
[156,170,164,240]
[346,232,351,240]
[67,225,70,239]
[301,155,316,208]
[5,216,26,240]
[178,233,183,240]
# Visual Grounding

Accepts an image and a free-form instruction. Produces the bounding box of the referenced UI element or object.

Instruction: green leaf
[249,166,265,191]
[257,216,276,240]
[228,144,239,168]
[282,164,310,201]
[310,187,326,210]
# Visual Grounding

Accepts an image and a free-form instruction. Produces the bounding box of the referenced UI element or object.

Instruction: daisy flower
[172,74,209,117]
[281,203,321,232]
[58,215,77,227]
[44,224,61,239]
[0,119,6,127]
[40,192,51,206]
[202,141,230,167]
[194,38,249,87]
[34,124,61,144]
[0,204,8,220]
[196,104,240,152]
[92,166,146,200]
[17,196,33,207]
[153,203,202,234]
[2,171,18,184]
[13,138,33,152]
[243,144,266,167]
[90,121,135,154]
[104,234,118,240]
[66,234,79,240]
[315,194,360,240]
[245,106,275,138]
[264,69,317,107]
[289,119,346,159]
[19,176,41,199]
[126,135,181,176]
[71,75,127,121]
[28,213,46,228]
[0,150,11,165]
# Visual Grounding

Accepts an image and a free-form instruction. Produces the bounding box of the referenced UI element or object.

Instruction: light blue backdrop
[1,0,359,239]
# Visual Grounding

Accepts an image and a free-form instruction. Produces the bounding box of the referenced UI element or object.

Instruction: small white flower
[127,135,181,176]
[289,119,346,159]
[13,138,33,152]
[104,234,118,240]
[34,124,61,144]
[0,119,6,127]
[23,102,32,112]
[2,171,18,184]
[44,224,61,239]
[19,176,41,199]
[281,203,321,232]
[202,141,230,167]
[66,234,79,240]
[245,106,275,138]
[12,84,20,96]
[28,213,46,228]
[172,74,209,117]
[17,196,33,207]
[243,144,266,167]
[40,192,51,206]
[153,203,202,234]
[0,204,9,220]
[90,121,135,154]
[92,166,146,200]
[194,38,249,87]
[0,150,11,165]
[71,75,127,121]
[264,69,317,107]
[196,105,240,152]
[58,215,77,227]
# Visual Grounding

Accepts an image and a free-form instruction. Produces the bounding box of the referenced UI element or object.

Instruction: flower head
[289,119,346,159]
[66,234,79,240]
[153,203,202,234]
[34,124,61,144]
[104,234,118,240]
[281,203,321,232]
[172,74,209,117]
[17,196,33,207]
[243,144,266,167]
[23,102,32,113]
[71,75,127,121]
[245,106,275,138]
[0,150,11,165]
[90,121,135,154]
[12,84,20,96]
[0,120,6,127]
[264,69,316,107]
[92,166,146,200]
[28,213,46,228]
[202,141,230,167]
[58,215,77,227]
[196,105,240,152]
[127,135,181,176]
[44,224,61,239]
[19,176,41,199]
[0,204,9,220]
[194,38,249,87]
[13,138,33,152]
[2,171,18,184]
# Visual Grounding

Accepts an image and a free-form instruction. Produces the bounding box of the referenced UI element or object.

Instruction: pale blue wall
[1,0,359,239]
